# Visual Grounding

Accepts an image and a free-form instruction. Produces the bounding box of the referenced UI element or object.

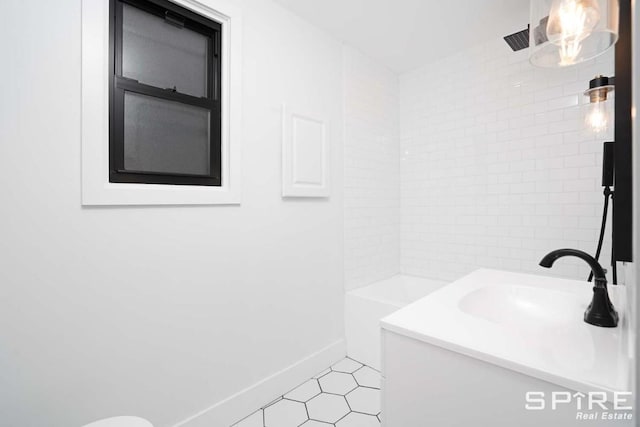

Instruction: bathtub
[345,275,447,370]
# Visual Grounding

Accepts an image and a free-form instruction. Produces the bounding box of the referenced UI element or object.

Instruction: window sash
[109,0,222,186]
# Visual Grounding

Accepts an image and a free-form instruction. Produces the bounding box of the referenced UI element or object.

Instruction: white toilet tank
[82,416,153,427]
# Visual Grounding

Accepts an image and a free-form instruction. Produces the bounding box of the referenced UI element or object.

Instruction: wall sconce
[525,0,632,263]
[583,75,615,136]
[529,0,619,67]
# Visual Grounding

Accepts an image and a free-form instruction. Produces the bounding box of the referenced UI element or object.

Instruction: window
[109,0,222,186]
[82,0,241,205]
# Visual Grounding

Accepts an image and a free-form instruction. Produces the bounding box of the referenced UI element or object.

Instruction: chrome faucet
[539,249,618,328]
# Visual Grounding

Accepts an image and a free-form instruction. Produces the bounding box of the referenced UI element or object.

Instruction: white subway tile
[399,40,613,281]
[345,48,400,290]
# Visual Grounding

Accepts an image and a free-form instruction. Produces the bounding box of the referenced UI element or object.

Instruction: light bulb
[583,76,614,137]
[547,0,601,65]
[585,101,609,134]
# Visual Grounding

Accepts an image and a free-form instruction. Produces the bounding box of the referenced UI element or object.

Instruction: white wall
[0,1,345,426]
[400,40,616,282]
[343,47,401,290]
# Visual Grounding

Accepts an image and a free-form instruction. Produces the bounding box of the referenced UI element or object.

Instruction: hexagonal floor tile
[353,366,381,389]
[346,387,380,415]
[307,393,350,423]
[319,371,358,395]
[301,421,333,426]
[232,410,263,427]
[335,412,380,427]
[264,398,308,427]
[313,368,331,379]
[332,358,363,373]
[285,379,321,402]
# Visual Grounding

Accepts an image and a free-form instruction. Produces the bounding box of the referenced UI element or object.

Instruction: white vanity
[380,269,632,427]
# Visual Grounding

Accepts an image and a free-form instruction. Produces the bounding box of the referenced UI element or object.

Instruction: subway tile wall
[400,39,615,282]
[344,47,401,290]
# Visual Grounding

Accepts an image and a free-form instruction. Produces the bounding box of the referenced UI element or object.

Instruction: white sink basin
[458,283,579,327]
[381,269,630,399]
[457,282,601,374]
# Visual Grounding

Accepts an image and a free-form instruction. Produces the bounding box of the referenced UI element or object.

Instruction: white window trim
[81,0,242,205]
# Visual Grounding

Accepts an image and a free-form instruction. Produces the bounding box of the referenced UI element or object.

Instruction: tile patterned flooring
[232,358,381,427]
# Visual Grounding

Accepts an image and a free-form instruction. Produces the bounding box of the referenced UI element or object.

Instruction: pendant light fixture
[583,75,615,136]
[529,0,619,67]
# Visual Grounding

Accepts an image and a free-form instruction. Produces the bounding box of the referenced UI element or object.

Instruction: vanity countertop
[381,269,631,398]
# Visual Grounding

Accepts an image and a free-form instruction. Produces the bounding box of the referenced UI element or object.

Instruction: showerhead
[503,27,530,51]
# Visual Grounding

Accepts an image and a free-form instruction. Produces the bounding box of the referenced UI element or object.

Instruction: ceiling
[272,0,530,73]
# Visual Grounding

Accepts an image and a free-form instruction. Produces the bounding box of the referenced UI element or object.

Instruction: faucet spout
[539,248,618,328]
[539,248,606,279]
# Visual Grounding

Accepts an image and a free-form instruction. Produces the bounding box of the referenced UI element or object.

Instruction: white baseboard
[173,339,346,427]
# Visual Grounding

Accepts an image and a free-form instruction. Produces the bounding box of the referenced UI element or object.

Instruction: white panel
[345,293,397,370]
[382,331,632,427]
[282,105,330,197]
[292,115,325,186]
[345,275,446,369]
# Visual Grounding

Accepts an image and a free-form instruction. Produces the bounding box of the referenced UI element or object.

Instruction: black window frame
[109,0,222,186]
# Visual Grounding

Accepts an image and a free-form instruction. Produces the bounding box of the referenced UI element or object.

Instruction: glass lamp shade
[529,0,619,67]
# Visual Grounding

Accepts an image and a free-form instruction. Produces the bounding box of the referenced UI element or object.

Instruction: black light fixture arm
[589,75,615,89]
[613,0,633,262]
